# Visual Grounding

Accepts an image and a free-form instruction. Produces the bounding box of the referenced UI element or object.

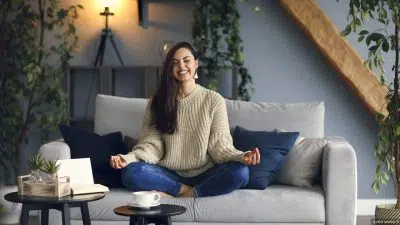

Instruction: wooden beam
[279,0,388,117]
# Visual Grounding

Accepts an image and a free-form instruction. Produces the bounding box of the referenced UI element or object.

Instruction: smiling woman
[110,42,261,198]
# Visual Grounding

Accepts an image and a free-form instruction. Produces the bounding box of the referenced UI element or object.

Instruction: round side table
[114,204,186,225]
[4,191,105,225]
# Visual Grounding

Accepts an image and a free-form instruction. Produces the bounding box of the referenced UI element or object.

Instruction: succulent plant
[41,159,61,175]
[28,153,44,171]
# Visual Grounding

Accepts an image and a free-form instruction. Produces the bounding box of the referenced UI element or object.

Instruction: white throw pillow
[276,136,327,187]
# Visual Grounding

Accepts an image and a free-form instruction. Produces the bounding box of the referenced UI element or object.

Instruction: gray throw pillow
[276,137,327,187]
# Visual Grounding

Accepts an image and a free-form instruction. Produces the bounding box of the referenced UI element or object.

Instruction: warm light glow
[94,0,123,15]
[99,0,119,8]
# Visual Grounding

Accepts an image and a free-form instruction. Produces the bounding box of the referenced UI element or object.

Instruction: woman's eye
[184,60,190,63]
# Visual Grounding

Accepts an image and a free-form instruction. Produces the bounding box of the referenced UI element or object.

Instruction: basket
[17,175,71,197]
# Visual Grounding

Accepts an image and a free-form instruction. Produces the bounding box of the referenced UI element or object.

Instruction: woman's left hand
[243,147,261,165]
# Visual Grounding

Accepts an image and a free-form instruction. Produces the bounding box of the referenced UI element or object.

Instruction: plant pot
[0,185,21,225]
[375,204,400,225]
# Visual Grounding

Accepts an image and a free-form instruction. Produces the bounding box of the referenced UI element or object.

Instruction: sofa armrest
[38,139,71,160]
[322,136,357,225]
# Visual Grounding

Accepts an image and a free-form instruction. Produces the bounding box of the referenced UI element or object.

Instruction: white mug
[132,191,161,206]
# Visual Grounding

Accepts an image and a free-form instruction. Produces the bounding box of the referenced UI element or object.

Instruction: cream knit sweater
[119,84,247,177]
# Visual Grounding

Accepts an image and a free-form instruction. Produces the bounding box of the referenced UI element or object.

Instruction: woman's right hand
[110,155,127,169]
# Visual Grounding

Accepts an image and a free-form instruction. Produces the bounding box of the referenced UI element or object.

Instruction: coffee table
[114,204,186,225]
[4,191,105,225]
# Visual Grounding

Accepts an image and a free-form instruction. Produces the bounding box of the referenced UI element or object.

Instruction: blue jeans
[121,161,249,197]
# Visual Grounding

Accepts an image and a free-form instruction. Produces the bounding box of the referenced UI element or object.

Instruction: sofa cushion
[66,189,196,222]
[225,100,325,138]
[59,124,127,188]
[95,94,149,138]
[233,126,299,189]
[277,137,328,187]
[194,185,325,223]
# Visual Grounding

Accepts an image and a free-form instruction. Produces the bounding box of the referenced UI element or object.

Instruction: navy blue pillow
[233,126,299,190]
[59,124,128,188]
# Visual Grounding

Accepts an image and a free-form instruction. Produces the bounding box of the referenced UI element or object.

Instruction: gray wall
[23,0,396,199]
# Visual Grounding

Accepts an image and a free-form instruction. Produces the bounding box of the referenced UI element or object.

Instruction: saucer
[127,201,161,208]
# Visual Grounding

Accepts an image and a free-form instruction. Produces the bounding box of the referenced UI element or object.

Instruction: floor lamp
[94,7,124,66]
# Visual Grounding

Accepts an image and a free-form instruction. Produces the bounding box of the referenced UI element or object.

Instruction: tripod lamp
[94,6,124,67]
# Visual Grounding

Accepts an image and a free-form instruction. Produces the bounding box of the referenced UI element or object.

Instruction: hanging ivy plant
[0,0,82,185]
[192,0,254,101]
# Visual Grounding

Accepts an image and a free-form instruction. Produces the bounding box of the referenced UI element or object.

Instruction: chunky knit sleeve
[119,100,164,165]
[207,95,247,164]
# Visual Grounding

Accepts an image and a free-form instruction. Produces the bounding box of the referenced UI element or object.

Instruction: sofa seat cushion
[67,189,196,222]
[194,185,325,223]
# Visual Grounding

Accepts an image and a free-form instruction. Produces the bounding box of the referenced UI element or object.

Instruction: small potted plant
[41,159,61,183]
[28,153,45,183]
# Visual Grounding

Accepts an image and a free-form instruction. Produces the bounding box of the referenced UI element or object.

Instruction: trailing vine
[0,0,82,185]
[192,0,254,101]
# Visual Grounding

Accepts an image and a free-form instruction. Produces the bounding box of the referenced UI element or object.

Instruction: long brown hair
[150,42,198,134]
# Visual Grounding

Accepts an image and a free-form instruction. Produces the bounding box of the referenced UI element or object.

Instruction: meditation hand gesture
[243,148,260,166]
[110,155,127,169]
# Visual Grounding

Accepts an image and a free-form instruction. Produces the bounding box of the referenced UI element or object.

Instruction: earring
[194,72,198,79]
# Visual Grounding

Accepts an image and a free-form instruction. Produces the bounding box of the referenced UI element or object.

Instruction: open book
[57,158,109,195]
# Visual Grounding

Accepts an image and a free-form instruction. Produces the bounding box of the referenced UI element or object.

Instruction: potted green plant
[0,0,82,185]
[28,153,45,183]
[41,159,61,183]
[338,0,400,222]
[192,0,257,101]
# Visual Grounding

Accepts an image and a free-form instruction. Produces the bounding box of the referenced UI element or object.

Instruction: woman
[110,41,260,197]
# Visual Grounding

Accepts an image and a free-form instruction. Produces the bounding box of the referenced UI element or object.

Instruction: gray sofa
[39,94,357,225]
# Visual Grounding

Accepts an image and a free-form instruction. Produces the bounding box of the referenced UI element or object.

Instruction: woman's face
[172,47,198,82]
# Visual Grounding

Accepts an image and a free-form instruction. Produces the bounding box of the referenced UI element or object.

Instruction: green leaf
[382,39,390,52]
[57,9,67,20]
[359,30,369,36]
[358,36,365,43]
[383,172,390,181]
[379,7,387,20]
[366,33,385,47]
[340,26,352,37]
[373,181,380,193]
[396,126,400,137]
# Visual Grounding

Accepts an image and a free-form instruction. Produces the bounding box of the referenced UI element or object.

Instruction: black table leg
[61,204,71,225]
[19,204,30,225]
[138,217,146,225]
[129,216,137,225]
[80,202,91,225]
[41,209,49,225]
[153,216,171,225]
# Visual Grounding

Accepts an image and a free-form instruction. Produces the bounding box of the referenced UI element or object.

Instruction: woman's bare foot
[178,184,195,197]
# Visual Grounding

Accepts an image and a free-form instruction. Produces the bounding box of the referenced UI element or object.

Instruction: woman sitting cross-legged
[109,41,260,198]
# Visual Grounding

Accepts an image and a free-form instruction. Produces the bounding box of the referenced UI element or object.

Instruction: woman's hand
[243,147,261,165]
[110,155,127,169]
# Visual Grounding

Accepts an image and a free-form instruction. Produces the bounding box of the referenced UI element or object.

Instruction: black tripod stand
[94,7,124,66]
